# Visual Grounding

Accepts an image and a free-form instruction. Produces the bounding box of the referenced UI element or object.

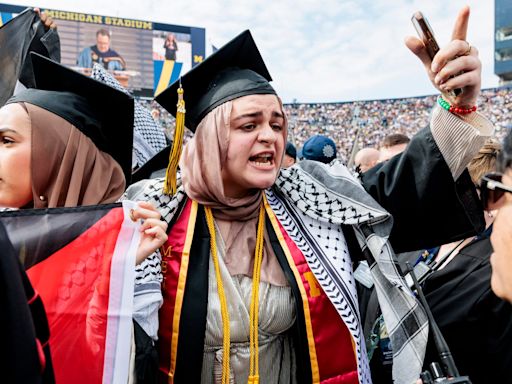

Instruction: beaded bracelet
[437,96,477,115]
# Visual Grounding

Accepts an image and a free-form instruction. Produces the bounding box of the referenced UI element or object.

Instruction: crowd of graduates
[2,6,512,384]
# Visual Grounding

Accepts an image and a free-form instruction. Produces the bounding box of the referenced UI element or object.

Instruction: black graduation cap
[155,30,276,132]
[131,145,171,184]
[7,53,134,183]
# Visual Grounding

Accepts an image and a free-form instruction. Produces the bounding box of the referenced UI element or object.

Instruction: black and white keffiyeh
[275,160,428,384]
[265,186,373,383]
[124,177,186,287]
[90,64,167,169]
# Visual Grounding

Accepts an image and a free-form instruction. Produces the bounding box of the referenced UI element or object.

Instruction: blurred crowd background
[141,86,512,163]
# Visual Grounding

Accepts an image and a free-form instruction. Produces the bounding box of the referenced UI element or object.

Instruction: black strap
[341,224,364,266]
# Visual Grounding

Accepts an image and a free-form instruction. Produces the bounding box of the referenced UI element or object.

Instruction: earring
[486,210,494,219]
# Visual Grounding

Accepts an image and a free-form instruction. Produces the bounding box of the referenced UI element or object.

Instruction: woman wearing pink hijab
[127,12,492,384]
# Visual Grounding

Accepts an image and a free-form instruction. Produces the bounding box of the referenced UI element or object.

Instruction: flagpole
[347,106,361,168]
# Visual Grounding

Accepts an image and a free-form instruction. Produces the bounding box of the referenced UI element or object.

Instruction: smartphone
[412,11,439,60]
[411,11,461,96]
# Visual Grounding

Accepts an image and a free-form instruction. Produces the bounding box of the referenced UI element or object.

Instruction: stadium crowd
[143,87,512,163]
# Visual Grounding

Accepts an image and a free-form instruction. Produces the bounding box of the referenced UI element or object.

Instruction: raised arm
[361,7,492,253]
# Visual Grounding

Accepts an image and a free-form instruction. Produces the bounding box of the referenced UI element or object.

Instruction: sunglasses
[480,172,512,210]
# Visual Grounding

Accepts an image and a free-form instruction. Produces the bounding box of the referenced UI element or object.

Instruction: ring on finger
[463,41,471,56]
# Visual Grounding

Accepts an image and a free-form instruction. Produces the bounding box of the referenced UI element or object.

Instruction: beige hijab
[24,103,126,208]
[180,99,288,286]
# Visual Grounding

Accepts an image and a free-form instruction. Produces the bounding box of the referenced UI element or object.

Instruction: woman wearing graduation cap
[1,52,131,208]
[0,52,167,261]
[126,9,492,384]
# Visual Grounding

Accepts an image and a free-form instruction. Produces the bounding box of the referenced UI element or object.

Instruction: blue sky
[3,0,497,103]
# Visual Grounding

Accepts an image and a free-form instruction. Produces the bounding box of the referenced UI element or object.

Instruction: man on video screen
[77,28,126,71]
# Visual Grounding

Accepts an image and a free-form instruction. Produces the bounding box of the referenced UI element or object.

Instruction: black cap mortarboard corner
[155,30,276,132]
[7,53,134,183]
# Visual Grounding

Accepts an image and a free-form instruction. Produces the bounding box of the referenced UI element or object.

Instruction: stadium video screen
[0,3,206,97]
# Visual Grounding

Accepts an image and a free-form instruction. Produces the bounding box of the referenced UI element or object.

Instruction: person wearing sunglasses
[486,131,512,304]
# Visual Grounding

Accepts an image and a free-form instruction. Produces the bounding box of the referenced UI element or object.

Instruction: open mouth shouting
[249,152,275,169]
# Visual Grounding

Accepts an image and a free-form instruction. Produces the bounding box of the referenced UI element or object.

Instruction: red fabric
[275,219,359,384]
[27,208,124,384]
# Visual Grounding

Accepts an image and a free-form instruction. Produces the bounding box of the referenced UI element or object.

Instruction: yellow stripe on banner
[263,196,321,383]
[0,18,3,27]
[168,200,198,384]
[156,59,175,96]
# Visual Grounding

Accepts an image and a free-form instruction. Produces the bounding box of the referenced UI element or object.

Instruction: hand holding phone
[412,11,461,97]
[406,6,480,109]
[411,12,439,61]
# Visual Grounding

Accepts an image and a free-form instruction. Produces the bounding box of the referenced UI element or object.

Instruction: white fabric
[103,201,141,384]
[431,105,493,179]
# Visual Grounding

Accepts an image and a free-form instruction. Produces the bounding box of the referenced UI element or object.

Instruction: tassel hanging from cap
[163,83,186,195]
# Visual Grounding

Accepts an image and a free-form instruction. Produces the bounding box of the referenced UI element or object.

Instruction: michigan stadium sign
[44,11,153,30]
[0,3,206,97]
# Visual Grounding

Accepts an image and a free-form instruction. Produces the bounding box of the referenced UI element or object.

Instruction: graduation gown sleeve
[361,106,492,253]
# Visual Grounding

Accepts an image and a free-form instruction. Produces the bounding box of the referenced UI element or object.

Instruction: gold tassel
[163,84,186,195]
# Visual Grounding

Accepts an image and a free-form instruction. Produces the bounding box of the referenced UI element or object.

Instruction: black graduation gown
[422,231,512,383]
[358,126,484,336]
[0,222,54,383]
[357,127,486,383]
[361,127,484,253]
[367,232,512,384]
[165,204,313,384]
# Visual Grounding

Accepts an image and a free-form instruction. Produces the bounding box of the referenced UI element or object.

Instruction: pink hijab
[25,103,126,208]
[180,97,288,285]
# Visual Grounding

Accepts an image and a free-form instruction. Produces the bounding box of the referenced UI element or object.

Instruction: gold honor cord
[248,205,265,384]
[205,206,231,384]
[204,204,265,384]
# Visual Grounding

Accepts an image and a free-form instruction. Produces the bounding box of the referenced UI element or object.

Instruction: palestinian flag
[0,201,140,384]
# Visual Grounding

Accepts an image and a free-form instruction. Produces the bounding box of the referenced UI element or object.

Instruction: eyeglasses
[480,172,512,210]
